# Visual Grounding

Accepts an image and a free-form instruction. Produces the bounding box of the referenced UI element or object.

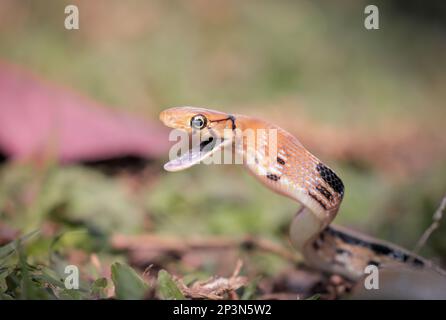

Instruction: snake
[159,106,442,281]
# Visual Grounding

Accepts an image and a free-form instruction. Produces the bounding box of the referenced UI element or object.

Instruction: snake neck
[289,207,325,252]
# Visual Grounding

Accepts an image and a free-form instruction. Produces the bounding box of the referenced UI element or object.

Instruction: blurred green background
[0,0,445,299]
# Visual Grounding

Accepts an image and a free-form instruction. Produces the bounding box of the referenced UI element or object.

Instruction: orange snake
[160,106,441,281]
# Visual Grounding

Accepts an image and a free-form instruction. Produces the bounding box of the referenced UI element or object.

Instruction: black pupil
[193,116,204,128]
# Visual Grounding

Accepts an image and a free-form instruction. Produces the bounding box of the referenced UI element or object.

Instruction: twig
[231,259,243,278]
[413,194,446,255]
[111,234,299,263]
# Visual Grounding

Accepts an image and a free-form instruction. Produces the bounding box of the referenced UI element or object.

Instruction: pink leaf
[0,61,170,163]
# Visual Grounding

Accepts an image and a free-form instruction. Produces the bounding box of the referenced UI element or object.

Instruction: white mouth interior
[164,132,232,172]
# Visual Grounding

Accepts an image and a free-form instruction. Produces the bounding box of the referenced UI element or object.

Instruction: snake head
[159,106,237,171]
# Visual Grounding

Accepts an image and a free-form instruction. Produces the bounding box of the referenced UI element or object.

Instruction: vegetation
[0,0,445,299]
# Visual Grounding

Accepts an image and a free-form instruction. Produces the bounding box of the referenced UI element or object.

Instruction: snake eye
[190,114,207,130]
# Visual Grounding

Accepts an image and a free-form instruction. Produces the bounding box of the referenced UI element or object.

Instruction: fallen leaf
[0,62,170,163]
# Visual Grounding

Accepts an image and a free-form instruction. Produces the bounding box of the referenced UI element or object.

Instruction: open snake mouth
[163,130,232,172]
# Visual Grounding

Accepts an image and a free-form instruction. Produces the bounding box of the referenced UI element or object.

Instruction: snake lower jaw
[163,132,233,172]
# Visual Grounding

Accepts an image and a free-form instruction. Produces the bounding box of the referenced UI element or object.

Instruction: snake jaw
[163,130,233,172]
